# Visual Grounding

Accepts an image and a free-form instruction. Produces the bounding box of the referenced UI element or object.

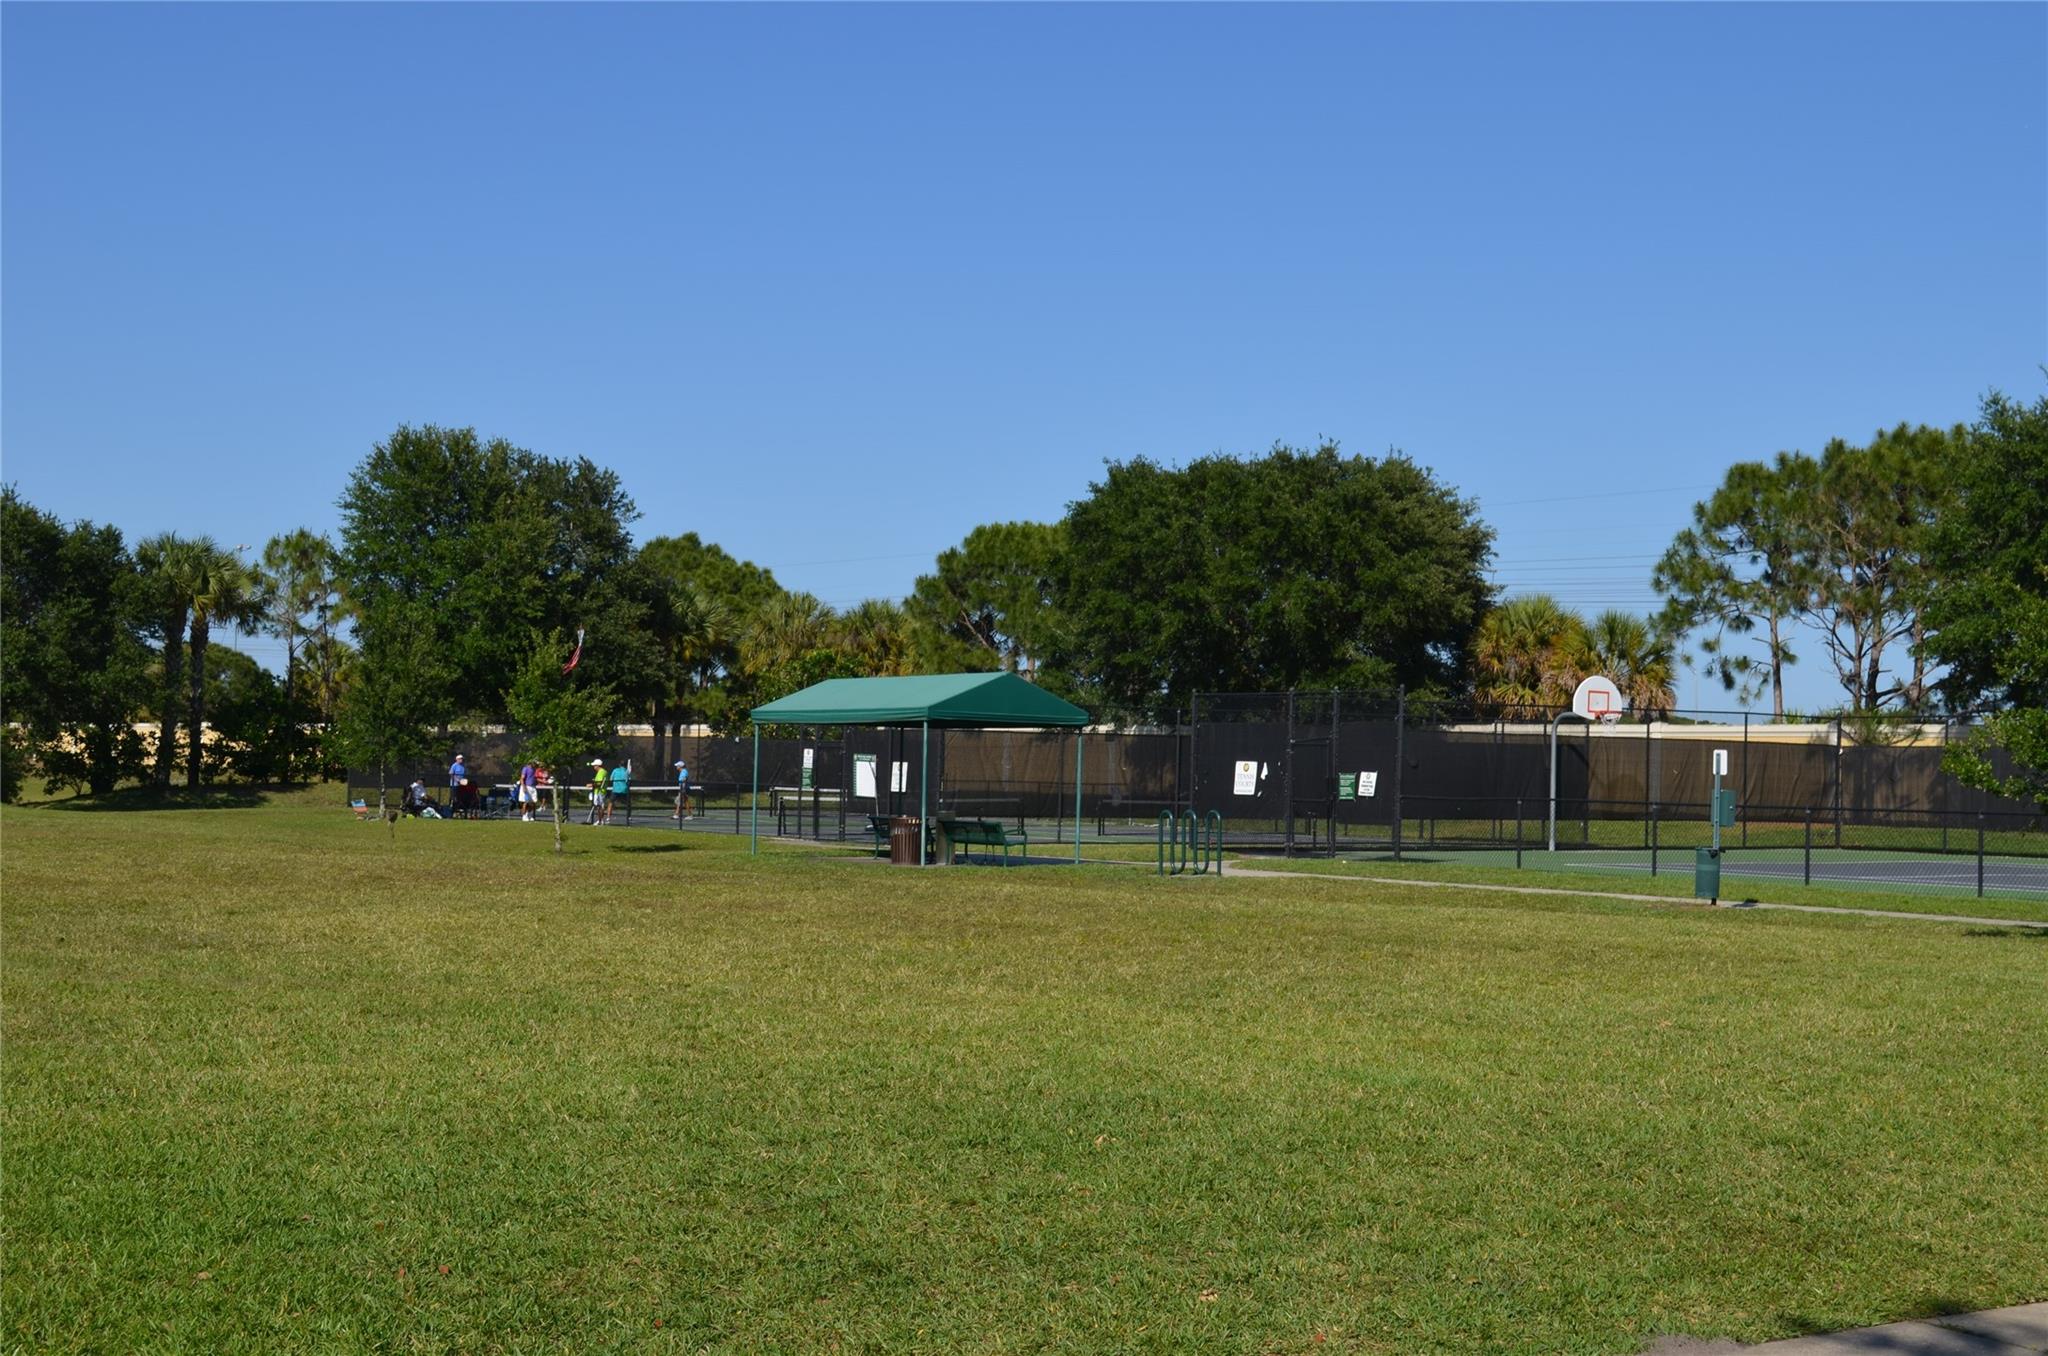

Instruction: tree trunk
[1902,617,1929,714]
[316,613,337,726]
[1768,615,1786,719]
[187,613,210,788]
[156,607,187,788]
[87,725,117,796]
[378,764,387,815]
[1863,633,1887,714]
[552,783,564,854]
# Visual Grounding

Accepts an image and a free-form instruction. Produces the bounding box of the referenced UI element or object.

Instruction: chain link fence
[345,692,2042,898]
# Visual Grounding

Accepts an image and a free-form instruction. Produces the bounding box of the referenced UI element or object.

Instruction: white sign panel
[890,761,909,793]
[1360,771,1379,798]
[1232,760,1259,796]
[854,754,877,799]
[1713,748,1729,777]
[802,747,815,771]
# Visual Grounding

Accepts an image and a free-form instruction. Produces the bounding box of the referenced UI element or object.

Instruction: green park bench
[938,817,1029,866]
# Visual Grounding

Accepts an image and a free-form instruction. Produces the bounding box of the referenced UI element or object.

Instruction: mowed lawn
[4,793,2044,1355]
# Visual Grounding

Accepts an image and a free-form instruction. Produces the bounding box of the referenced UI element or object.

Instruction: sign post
[1696,747,1731,902]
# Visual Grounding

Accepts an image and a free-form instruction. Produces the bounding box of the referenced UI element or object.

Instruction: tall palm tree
[646,580,727,765]
[135,533,202,789]
[1473,595,1587,715]
[742,592,836,675]
[258,530,342,713]
[184,543,264,787]
[1583,611,1678,717]
[836,599,918,677]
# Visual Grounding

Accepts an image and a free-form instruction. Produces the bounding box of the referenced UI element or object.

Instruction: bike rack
[1158,809,1225,876]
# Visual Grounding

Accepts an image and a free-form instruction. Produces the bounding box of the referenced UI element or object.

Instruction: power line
[1481,483,1713,508]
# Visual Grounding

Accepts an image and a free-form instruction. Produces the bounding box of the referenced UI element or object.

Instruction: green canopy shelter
[748,673,1091,864]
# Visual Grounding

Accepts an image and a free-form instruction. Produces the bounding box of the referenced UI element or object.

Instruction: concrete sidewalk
[1649,1302,2048,1353]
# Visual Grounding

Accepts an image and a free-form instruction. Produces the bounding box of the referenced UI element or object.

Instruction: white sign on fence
[1360,771,1379,798]
[890,761,909,793]
[854,753,877,800]
[1233,760,1259,796]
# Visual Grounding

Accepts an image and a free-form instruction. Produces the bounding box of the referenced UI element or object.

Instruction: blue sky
[4,3,2043,711]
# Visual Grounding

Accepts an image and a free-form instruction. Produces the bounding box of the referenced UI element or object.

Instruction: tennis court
[1338,845,2048,898]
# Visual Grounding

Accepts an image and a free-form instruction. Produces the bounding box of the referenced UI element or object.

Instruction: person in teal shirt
[607,761,630,824]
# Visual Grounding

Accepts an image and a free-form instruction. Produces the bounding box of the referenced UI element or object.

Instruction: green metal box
[1693,846,1722,899]
[1713,789,1737,828]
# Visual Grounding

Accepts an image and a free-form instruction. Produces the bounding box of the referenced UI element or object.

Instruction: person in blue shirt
[607,761,630,824]
[448,753,467,796]
[673,759,691,819]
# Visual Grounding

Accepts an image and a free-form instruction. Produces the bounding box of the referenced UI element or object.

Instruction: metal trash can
[889,816,923,866]
[1694,846,1721,900]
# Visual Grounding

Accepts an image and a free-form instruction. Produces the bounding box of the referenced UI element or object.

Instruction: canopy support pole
[749,722,760,856]
[1073,727,1083,864]
[920,720,930,866]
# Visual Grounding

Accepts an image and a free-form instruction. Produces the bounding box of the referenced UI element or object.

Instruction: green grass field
[5,790,2045,1354]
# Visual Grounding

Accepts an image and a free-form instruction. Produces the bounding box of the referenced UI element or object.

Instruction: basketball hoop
[1551,676,1628,851]
[1571,675,1626,724]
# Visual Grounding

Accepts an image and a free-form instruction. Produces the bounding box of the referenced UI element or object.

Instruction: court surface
[1349,845,2048,897]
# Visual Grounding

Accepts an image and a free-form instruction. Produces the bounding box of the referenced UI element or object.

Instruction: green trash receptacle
[1694,847,1722,901]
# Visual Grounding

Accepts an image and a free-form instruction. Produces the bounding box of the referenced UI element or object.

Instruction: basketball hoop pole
[1551,676,1625,852]
[1546,709,1587,853]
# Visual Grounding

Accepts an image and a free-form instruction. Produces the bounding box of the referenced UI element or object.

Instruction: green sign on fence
[1337,772,1357,801]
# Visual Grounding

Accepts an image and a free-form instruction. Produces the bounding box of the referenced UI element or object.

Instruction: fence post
[1283,690,1296,859]
[1940,721,1950,851]
[1515,798,1523,870]
[1977,815,1986,898]
[1581,720,1591,848]
[1330,689,1342,856]
[1804,806,1812,886]
[1843,721,1859,852]
[1650,800,1659,876]
[1741,712,1750,848]
[1643,716,1653,850]
[1392,686,1406,862]
[1186,702,1196,820]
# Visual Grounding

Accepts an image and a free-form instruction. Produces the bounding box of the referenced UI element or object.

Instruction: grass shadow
[30,785,273,812]
[608,843,688,855]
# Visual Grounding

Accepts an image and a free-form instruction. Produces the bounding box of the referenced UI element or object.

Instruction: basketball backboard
[1572,674,1625,722]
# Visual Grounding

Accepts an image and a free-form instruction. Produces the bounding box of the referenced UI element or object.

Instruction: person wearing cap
[448,752,467,798]
[672,758,691,820]
[587,758,607,825]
